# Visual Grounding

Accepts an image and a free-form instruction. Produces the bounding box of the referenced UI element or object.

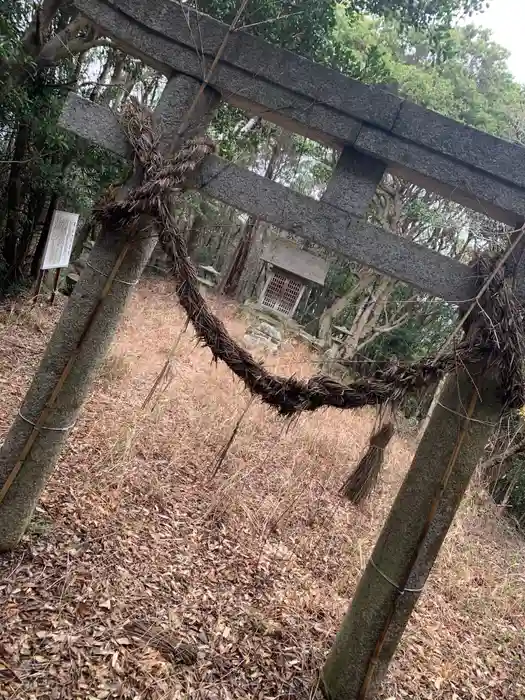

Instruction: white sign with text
[41,210,80,270]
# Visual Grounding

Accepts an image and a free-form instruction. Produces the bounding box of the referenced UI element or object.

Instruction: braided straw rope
[97,102,525,417]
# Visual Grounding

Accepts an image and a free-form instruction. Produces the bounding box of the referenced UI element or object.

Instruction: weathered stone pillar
[319,146,385,364]
[417,375,447,441]
[0,74,220,551]
[321,364,501,699]
[322,146,385,216]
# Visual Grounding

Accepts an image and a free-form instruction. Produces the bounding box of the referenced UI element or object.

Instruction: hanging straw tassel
[340,411,395,505]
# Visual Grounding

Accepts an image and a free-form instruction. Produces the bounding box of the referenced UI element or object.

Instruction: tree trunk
[339,295,374,360]
[318,272,375,347]
[0,0,62,82]
[2,6,86,89]
[88,52,113,102]
[6,35,86,278]
[221,215,260,297]
[100,54,126,107]
[220,138,281,297]
[319,291,353,346]
[237,221,268,302]
[215,218,240,273]
[113,63,143,110]
[29,145,78,279]
[142,73,161,108]
[1,119,32,272]
[35,16,91,70]
[1,11,84,283]
[22,0,65,57]
[0,75,220,551]
[338,277,395,361]
[30,192,60,278]
[14,189,48,275]
[322,364,501,699]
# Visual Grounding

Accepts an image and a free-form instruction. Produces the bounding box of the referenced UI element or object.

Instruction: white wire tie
[435,401,497,426]
[18,410,76,432]
[85,261,139,286]
[370,558,424,594]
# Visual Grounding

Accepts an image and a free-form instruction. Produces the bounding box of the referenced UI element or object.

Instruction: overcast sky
[474,0,525,83]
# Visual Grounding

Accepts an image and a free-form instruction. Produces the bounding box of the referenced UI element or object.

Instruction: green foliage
[193,0,340,62]
[314,9,525,365]
[195,0,484,66]
[210,105,268,165]
[368,301,455,361]
[0,3,129,290]
[0,0,30,57]
[331,10,525,138]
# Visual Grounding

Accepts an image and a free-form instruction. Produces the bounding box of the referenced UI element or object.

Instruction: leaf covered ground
[1,280,524,699]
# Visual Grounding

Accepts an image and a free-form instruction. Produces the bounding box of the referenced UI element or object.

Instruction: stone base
[243,320,282,353]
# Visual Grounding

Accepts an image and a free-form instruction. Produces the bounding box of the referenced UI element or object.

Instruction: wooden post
[321,363,502,700]
[49,268,60,304]
[33,269,45,305]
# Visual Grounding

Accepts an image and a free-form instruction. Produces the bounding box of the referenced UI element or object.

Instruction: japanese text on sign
[41,211,80,270]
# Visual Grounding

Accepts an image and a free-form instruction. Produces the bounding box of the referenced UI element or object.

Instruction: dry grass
[0,279,524,699]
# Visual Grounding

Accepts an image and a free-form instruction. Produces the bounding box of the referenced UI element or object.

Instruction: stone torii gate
[7,0,525,698]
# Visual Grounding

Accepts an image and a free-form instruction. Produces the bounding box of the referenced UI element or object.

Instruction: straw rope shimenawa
[97,101,525,432]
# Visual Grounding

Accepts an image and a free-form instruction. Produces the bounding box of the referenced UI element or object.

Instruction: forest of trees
[1,0,525,517]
